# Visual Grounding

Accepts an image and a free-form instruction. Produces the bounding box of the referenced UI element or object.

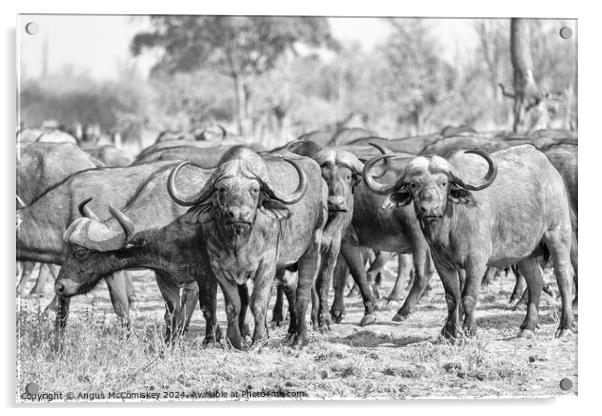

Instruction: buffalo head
[313,149,363,213]
[362,149,497,222]
[55,198,135,296]
[167,146,307,237]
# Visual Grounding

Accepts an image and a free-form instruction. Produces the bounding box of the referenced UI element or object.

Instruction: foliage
[18,18,577,147]
[130,16,337,136]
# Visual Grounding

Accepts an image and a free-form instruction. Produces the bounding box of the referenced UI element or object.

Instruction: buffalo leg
[271,279,285,326]
[280,271,298,337]
[330,254,349,323]
[544,226,574,337]
[249,264,274,347]
[124,271,137,309]
[217,277,245,350]
[155,273,184,344]
[315,240,340,331]
[515,258,543,337]
[387,254,413,301]
[570,232,578,309]
[461,259,488,337]
[509,271,526,304]
[311,285,319,329]
[340,238,377,326]
[394,247,433,321]
[366,250,386,300]
[104,271,131,329]
[196,275,220,347]
[432,254,461,341]
[289,241,321,349]
[238,282,251,339]
[17,261,38,297]
[29,263,55,296]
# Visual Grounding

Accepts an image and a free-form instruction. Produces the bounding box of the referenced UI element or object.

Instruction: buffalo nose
[227,206,251,220]
[328,196,346,209]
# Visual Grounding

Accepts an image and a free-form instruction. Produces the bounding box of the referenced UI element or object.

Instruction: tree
[131,16,337,136]
[474,19,508,103]
[378,18,459,135]
[499,18,549,133]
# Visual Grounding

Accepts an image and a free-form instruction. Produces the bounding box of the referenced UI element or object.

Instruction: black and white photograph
[14,10,579,402]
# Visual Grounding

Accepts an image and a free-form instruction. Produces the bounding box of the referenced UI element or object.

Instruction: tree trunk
[509,18,544,133]
[233,73,250,137]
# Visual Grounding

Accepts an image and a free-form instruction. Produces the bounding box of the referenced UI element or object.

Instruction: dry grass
[16,264,578,402]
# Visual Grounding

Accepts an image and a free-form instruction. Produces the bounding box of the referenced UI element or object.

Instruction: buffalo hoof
[283,333,295,345]
[240,324,252,340]
[330,309,344,324]
[318,322,331,333]
[512,301,527,312]
[440,325,461,342]
[202,337,220,349]
[555,328,573,338]
[517,328,535,339]
[251,337,269,351]
[290,335,307,350]
[128,296,138,310]
[392,311,410,322]
[359,313,376,327]
[225,336,249,351]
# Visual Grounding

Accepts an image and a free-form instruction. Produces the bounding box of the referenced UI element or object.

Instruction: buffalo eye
[410,183,417,190]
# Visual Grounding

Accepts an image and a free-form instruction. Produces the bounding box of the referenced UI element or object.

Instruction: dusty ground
[16,262,578,402]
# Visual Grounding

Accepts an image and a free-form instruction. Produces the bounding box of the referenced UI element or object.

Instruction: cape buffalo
[54,163,226,346]
[81,145,134,167]
[284,141,435,325]
[363,145,574,339]
[17,142,104,297]
[17,162,180,323]
[167,146,327,349]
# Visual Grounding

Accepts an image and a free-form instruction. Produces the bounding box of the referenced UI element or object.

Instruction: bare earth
[16,262,578,402]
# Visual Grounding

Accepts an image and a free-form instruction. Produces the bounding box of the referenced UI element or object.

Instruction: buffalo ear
[390,187,413,206]
[448,184,476,205]
[260,198,291,220]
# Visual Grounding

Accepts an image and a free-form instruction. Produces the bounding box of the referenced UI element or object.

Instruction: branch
[498,83,516,99]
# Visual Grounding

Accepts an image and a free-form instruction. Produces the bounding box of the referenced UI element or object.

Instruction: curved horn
[361,154,400,195]
[270,158,307,205]
[368,142,392,178]
[218,124,227,140]
[108,205,135,244]
[167,161,213,206]
[449,149,498,191]
[78,198,100,221]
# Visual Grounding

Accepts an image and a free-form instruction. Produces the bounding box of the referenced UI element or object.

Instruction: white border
[3,0,599,414]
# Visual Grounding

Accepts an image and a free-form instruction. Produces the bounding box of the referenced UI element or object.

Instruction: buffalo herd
[16,126,578,350]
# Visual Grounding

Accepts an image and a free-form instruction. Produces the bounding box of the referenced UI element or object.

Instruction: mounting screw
[25,382,40,395]
[559,377,573,391]
[25,22,39,35]
[559,26,573,40]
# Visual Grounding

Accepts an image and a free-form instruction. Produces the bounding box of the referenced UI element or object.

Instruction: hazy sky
[18,15,481,80]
